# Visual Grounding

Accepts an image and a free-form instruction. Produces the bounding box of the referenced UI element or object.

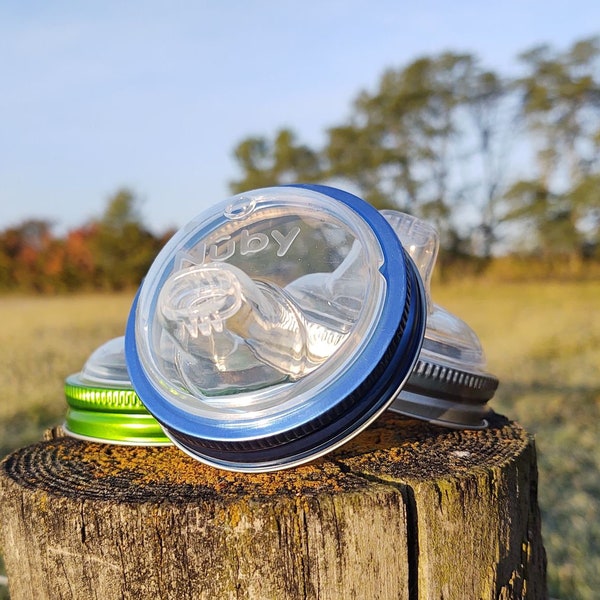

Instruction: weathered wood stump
[0,412,546,599]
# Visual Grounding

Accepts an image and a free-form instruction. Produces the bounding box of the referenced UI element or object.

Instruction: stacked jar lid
[63,184,497,471]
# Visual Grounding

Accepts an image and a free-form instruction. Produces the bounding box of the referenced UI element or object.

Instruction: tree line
[1,36,599,293]
[230,36,600,269]
[0,190,173,293]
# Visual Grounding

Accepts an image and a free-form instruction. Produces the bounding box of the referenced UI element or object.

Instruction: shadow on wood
[0,412,546,599]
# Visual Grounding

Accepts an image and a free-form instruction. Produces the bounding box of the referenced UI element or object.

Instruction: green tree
[325,52,511,255]
[91,189,161,290]
[464,70,515,258]
[230,128,322,193]
[230,52,511,256]
[505,37,600,260]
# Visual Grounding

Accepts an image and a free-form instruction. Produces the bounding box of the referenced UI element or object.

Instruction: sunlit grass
[0,293,134,457]
[0,283,599,599]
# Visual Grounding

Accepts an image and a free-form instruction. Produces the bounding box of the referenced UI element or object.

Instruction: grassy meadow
[0,282,599,599]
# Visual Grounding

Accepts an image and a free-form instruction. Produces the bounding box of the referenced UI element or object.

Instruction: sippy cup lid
[125,184,427,471]
[381,211,498,428]
[64,336,171,445]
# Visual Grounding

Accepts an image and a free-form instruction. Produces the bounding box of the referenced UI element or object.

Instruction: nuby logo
[197,227,302,262]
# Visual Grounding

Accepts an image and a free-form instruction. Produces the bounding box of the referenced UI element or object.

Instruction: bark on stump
[0,413,546,599]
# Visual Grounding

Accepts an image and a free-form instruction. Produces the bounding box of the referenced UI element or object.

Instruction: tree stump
[0,412,546,599]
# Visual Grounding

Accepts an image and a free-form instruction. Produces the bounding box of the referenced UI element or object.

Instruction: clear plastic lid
[381,211,498,427]
[126,185,426,470]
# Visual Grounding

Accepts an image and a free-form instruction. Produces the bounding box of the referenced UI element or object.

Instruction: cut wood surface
[0,412,546,599]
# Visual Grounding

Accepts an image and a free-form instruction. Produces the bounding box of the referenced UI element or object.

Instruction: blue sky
[1,1,598,234]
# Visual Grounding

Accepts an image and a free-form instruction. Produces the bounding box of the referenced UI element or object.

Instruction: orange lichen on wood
[6,412,530,504]
[54,441,357,497]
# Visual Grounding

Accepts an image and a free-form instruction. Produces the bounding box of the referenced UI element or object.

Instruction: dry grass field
[0,282,599,599]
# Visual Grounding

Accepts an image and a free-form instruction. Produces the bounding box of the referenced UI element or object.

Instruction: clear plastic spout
[157,246,367,396]
[381,211,438,313]
[381,210,486,371]
[158,262,306,378]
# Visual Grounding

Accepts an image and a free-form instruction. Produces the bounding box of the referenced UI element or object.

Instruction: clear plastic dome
[64,337,171,445]
[78,336,132,387]
[126,185,426,470]
[381,211,487,371]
